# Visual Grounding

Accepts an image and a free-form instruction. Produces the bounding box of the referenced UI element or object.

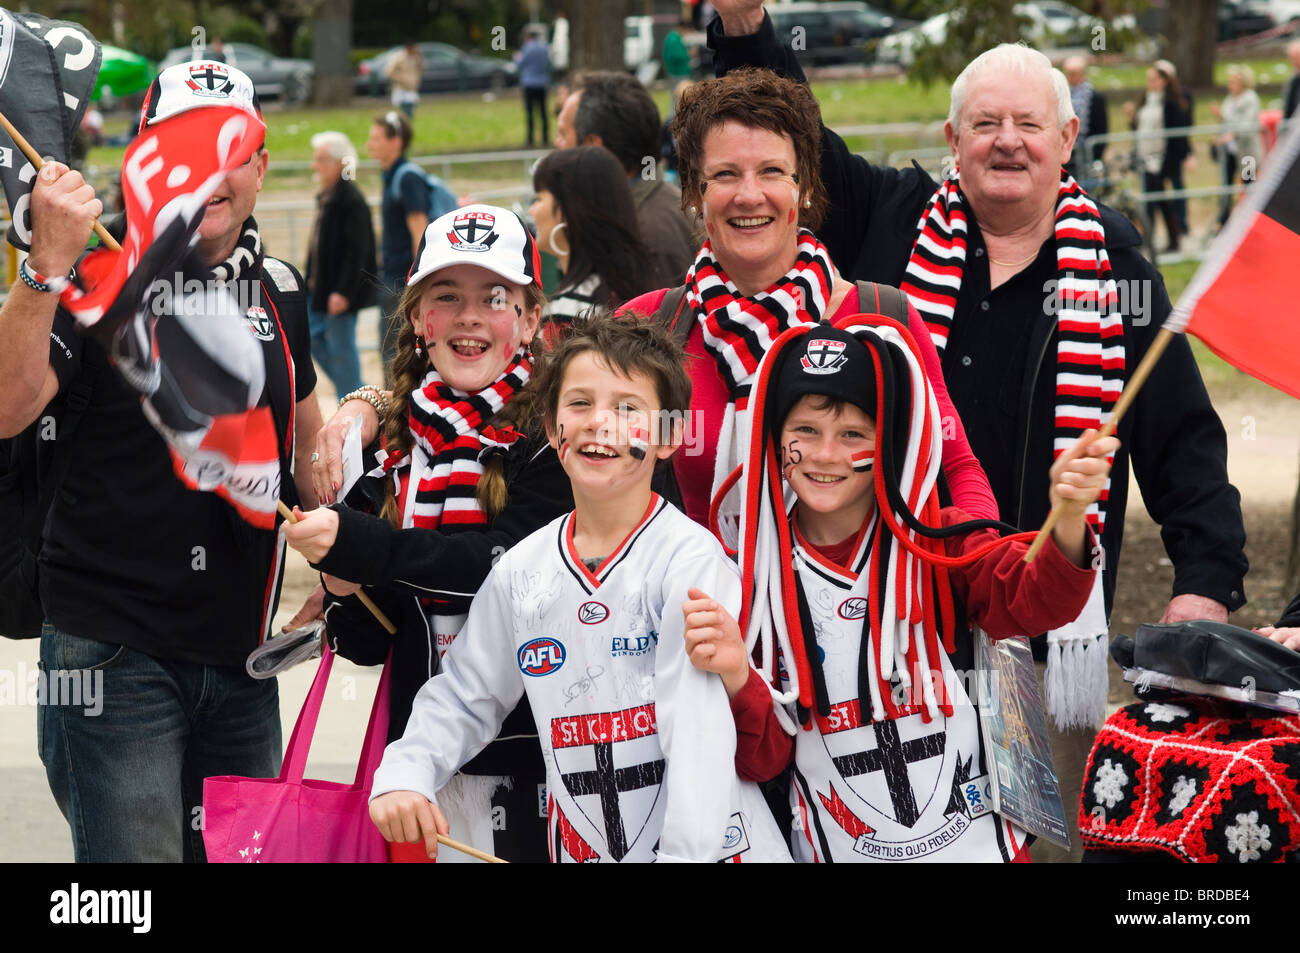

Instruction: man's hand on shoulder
[1158,593,1229,625]
[29,162,101,278]
[712,0,766,36]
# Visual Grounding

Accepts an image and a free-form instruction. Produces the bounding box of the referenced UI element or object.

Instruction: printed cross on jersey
[819,698,946,828]
[552,703,665,861]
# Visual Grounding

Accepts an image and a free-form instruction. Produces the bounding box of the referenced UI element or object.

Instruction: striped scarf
[687,230,835,546]
[900,170,1125,532]
[210,217,263,282]
[390,350,531,530]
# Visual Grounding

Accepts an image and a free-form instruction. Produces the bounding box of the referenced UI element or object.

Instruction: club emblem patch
[185,62,235,97]
[246,306,275,341]
[838,597,868,620]
[448,210,499,252]
[801,338,848,375]
[578,601,609,625]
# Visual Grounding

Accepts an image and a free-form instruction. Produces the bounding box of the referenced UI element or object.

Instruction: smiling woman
[620,67,997,542]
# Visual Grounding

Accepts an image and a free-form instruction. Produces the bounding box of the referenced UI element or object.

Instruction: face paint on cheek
[852,449,873,473]
[557,423,570,463]
[628,426,649,462]
[788,209,796,225]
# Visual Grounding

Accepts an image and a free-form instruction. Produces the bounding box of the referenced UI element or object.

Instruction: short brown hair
[672,68,827,231]
[534,311,692,449]
[374,110,412,151]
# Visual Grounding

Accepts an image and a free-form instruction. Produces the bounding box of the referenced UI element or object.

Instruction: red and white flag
[60,105,282,528]
[1166,117,1300,399]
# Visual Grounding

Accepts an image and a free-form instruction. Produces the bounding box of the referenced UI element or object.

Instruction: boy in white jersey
[369,315,789,862]
[684,317,1118,862]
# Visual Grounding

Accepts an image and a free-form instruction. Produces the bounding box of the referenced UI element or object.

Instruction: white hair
[1226,63,1255,89]
[310,130,356,164]
[948,43,1075,129]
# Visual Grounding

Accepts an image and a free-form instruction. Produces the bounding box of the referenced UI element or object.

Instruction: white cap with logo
[407,203,543,290]
[139,60,261,132]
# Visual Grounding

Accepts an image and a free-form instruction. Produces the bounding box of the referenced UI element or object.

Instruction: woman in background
[529,145,653,343]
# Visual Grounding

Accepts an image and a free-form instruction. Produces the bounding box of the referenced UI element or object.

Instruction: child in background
[684,317,1117,862]
[369,315,789,862]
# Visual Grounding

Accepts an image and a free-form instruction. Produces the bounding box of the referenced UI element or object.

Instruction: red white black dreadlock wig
[720,315,1031,735]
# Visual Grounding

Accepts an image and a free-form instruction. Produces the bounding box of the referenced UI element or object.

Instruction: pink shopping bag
[203,647,392,863]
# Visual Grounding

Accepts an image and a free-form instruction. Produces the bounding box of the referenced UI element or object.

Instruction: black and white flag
[0,8,101,250]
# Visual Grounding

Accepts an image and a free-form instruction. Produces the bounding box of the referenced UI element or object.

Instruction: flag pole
[1022,327,1176,562]
[276,501,398,635]
[0,108,122,253]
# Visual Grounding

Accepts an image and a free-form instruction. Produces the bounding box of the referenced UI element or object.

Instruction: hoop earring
[548,221,570,258]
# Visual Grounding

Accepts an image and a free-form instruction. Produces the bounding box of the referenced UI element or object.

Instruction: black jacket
[314,430,573,775]
[709,13,1248,620]
[305,178,377,313]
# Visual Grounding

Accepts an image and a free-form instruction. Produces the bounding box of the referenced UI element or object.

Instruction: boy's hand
[1048,428,1120,566]
[683,587,749,698]
[370,790,449,860]
[283,505,340,563]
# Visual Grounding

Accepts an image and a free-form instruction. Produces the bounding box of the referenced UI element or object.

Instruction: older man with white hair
[708,1,1247,862]
[1063,54,1108,178]
[306,130,376,397]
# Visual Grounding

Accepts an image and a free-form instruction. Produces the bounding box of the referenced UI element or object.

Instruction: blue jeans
[37,625,282,862]
[308,302,363,396]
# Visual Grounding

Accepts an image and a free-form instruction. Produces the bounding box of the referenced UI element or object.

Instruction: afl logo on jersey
[838,597,868,620]
[246,306,275,341]
[578,601,609,625]
[518,638,566,677]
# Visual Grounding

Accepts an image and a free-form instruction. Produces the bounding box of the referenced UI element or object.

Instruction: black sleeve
[322,581,403,665]
[1124,257,1248,610]
[1277,591,1300,628]
[334,189,371,309]
[48,309,82,394]
[314,438,574,602]
[706,10,806,82]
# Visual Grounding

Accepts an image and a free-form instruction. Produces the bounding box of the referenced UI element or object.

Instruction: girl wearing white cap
[284,205,572,862]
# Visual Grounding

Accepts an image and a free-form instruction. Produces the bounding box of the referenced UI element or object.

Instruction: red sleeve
[621,289,669,317]
[906,302,999,522]
[940,508,1097,637]
[730,666,794,782]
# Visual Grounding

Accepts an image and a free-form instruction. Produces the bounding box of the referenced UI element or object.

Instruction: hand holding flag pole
[0,109,121,253]
[275,501,398,636]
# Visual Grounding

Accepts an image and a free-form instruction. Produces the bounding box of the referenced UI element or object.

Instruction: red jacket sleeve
[730,666,795,782]
[941,507,1097,638]
[622,289,669,317]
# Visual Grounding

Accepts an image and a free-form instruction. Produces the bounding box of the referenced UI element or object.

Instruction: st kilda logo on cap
[447,210,499,253]
[800,338,848,375]
[185,61,235,97]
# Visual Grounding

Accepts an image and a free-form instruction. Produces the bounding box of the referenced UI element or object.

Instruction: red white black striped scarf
[900,170,1125,531]
[686,230,835,546]
[390,350,531,530]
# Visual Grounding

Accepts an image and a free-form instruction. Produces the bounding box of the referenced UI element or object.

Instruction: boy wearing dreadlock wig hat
[683,315,1118,862]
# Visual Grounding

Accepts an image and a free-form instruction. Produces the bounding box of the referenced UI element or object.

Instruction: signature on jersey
[563,664,606,705]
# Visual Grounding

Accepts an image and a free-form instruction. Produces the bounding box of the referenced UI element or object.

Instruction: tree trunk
[569,0,627,72]
[311,0,353,106]
[1164,0,1217,90]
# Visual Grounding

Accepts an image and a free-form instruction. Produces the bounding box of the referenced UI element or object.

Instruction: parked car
[767,1,915,65]
[355,42,517,95]
[1219,0,1275,39]
[158,42,313,103]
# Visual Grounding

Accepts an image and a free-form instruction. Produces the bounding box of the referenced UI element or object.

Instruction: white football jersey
[373,495,790,863]
[780,527,1028,863]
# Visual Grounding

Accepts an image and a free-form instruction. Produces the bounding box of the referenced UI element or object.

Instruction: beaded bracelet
[338,385,390,418]
[19,257,74,294]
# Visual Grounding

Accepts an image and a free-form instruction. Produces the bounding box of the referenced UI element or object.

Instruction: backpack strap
[854,280,911,325]
[38,362,101,520]
[650,285,693,347]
